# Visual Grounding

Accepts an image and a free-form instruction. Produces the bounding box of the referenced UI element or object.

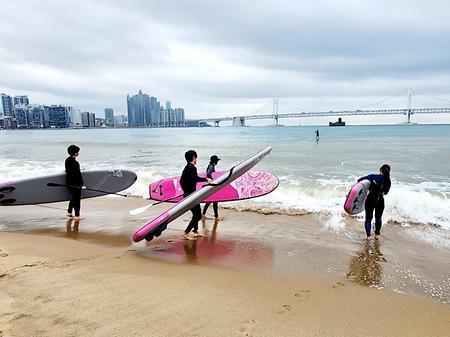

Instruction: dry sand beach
[1,197,450,337]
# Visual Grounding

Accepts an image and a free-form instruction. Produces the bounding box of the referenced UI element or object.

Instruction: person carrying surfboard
[65,145,86,220]
[357,164,391,240]
[180,150,212,240]
[202,155,221,220]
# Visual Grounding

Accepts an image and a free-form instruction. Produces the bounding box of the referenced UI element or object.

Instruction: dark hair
[67,144,80,156]
[210,155,220,164]
[380,164,391,194]
[184,150,197,163]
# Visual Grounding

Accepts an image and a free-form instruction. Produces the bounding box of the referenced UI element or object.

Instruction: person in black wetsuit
[315,129,320,142]
[65,145,86,220]
[202,155,221,220]
[180,150,212,240]
[357,164,391,240]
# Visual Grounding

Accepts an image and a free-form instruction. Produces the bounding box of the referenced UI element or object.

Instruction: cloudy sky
[1,0,450,123]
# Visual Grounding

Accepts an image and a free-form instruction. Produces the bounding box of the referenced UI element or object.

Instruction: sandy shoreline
[1,197,450,336]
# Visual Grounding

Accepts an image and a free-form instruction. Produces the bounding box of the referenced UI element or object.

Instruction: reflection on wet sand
[140,218,274,270]
[66,218,80,239]
[347,240,386,287]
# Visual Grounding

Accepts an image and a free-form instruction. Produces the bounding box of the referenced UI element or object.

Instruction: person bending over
[358,164,391,240]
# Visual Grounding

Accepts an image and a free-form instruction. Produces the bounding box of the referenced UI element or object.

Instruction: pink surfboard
[133,146,273,242]
[344,179,371,215]
[150,170,279,203]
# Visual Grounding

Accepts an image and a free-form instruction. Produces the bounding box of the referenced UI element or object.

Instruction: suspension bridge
[196,92,450,126]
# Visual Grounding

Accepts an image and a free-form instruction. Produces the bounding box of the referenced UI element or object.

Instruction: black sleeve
[192,166,207,182]
[206,164,214,179]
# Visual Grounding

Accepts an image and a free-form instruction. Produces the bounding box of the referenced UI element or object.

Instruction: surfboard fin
[0,198,16,205]
[144,222,168,241]
[0,186,15,193]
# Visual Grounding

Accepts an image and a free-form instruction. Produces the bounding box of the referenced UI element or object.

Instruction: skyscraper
[127,90,160,127]
[105,108,114,124]
[1,93,13,117]
[13,95,29,106]
[47,105,70,128]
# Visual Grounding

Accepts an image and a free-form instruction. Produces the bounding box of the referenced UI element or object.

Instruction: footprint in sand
[294,290,311,300]
[277,304,292,315]
[238,319,256,336]
[332,281,346,289]
[0,250,8,258]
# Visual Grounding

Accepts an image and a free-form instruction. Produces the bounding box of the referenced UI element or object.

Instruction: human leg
[185,204,202,235]
[203,202,211,215]
[374,198,385,237]
[213,202,219,218]
[364,199,375,238]
[67,187,80,216]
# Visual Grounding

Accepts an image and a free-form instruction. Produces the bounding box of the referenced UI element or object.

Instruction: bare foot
[366,236,372,240]
[375,234,380,240]
[66,213,73,218]
[214,216,224,221]
[73,216,84,220]
[193,232,207,238]
[182,233,195,240]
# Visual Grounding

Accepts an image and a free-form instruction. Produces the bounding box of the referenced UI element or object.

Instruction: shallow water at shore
[1,197,449,305]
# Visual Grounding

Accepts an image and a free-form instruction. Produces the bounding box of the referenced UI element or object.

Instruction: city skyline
[1,1,450,124]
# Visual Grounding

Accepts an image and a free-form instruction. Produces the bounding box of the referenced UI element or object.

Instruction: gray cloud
[1,0,450,120]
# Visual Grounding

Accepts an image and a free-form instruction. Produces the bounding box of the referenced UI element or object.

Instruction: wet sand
[1,197,450,336]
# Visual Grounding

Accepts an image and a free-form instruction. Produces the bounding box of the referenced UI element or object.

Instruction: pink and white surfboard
[344,179,371,215]
[149,170,279,203]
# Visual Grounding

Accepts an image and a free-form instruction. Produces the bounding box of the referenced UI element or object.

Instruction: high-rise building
[81,112,96,127]
[105,108,114,124]
[127,90,161,127]
[127,91,185,127]
[47,105,70,128]
[1,93,13,117]
[70,108,82,127]
[14,95,29,106]
[28,105,49,128]
[13,105,29,128]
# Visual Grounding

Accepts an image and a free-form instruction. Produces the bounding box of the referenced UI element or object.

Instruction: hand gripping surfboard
[132,146,273,242]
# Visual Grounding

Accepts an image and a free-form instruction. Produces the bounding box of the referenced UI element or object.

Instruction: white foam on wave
[223,177,450,234]
[385,184,450,231]
[2,160,450,236]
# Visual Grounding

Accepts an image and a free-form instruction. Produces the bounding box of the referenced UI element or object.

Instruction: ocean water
[1,125,449,243]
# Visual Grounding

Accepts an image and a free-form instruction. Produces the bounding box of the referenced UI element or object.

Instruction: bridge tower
[232,116,245,127]
[273,97,279,126]
[407,89,413,123]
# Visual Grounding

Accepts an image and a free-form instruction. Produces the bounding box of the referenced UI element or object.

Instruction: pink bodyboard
[150,170,279,203]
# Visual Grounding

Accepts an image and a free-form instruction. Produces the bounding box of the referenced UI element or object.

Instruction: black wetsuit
[180,162,207,234]
[358,174,390,236]
[202,163,218,218]
[65,156,84,217]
